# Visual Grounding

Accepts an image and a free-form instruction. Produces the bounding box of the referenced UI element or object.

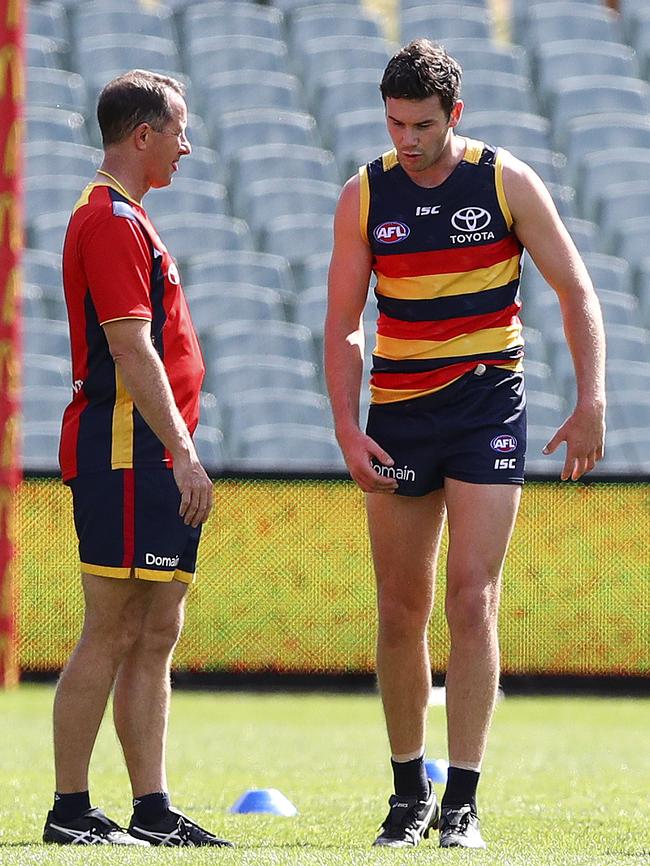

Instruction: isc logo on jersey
[374,222,410,243]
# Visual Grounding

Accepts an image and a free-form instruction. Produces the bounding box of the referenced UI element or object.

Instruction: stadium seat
[606,358,650,393]
[535,40,639,110]
[330,108,391,175]
[294,285,328,338]
[582,253,632,296]
[26,67,87,115]
[525,389,567,429]
[629,7,650,79]
[23,353,70,388]
[523,3,621,52]
[182,1,284,46]
[214,109,320,173]
[185,284,286,333]
[401,4,492,43]
[607,389,650,431]
[523,359,554,394]
[206,354,321,399]
[636,258,650,328]
[75,34,182,100]
[461,70,536,115]
[440,37,528,77]
[21,284,48,320]
[25,174,89,226]
[503,145,566,188]
[23,386,70,425]
[262,215,333,286]
[302,252,330,293]
[144,179,230,226]
[30,211,70,256]
[289,4,382,45]
[185,250,296,304]
[596,183,650,255]
[611,217,650,275]
[272,0,364,14]
[26,105,89,145]
[225,388,332,449]
[521,326,549,365]
[578,150,650,221]
[26,33,65,69]
[176,146,226,186]
[549,76,650,150]
[27,1,68,44]
[206,320,317,366]
[316,68,384,129]
[73,2,176,41]
[186,35,290,85]
[230,144,339,215]
[563,115,650,189]
[22,422,62,472]
[25,141,101,182]
[239,178,339,243]
[192,424,226,471]
[561,217,598,257]
[22,318,70,359]
[231,422,343,471]
[602,324,650,364]
[201,70,304,121]
[297,35,394,101]
[459,111,551,150]
[153,214,254,263]
[23,248,62,291]
[198,390,222,431]
[601,428,650,471]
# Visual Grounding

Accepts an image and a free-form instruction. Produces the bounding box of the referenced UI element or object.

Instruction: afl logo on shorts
[491,435,517,453]
[374,221,410,243]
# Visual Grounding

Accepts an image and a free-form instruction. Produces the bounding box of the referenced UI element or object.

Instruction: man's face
[384,94,463,174]
[146,90,191,189]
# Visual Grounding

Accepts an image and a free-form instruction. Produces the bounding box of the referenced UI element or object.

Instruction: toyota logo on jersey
[451,207,492,232]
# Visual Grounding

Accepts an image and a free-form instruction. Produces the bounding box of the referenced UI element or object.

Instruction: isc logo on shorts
[374,221,410,243]
[490,435,517,453]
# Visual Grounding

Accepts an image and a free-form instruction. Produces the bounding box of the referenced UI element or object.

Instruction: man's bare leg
[53,573,149,793]
[367,490,446,757]
[112,578,187,797]
[443,480,521,769]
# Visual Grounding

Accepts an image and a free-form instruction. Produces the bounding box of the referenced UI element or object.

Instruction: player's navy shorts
[366,365,527,497]
[69,467,201,583]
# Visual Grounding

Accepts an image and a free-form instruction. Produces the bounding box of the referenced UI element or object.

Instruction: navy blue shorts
[70,468,202,583]
[366,366,527,497]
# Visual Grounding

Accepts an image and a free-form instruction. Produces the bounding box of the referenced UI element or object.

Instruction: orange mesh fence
[16,476,649,676]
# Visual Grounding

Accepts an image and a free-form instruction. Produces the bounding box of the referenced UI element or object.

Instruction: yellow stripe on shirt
[375,323,523,361]
[111,367,134,469]
[375,254,521,300]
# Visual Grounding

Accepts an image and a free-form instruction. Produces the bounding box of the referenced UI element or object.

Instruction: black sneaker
[372,782,440,848]
[439,804,487,849]
[128,806,234,847]
[43,807,149,845]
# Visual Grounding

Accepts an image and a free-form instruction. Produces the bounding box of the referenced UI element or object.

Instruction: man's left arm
[501,152,606,480]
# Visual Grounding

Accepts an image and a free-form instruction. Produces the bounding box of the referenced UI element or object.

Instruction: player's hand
[172,452,214,527]
[543,404,606,481]
[337,427,398,493]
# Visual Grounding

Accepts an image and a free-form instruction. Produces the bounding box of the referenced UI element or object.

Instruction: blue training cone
[230,788,298,816]
[425,758,449,784]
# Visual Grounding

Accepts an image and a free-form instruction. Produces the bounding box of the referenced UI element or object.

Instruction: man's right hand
[337,428,398,494]
[172,452,214,527]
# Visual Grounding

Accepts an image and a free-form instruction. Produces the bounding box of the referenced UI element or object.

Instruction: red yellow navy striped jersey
[360,139,524,404]
[59,182,205,482]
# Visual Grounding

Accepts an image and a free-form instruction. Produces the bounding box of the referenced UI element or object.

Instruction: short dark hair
[380,40,462,118]
[97,69,185,146]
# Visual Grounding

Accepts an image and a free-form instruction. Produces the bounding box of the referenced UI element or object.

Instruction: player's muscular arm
[103,318,212,526]
[502,153,606,480]
[324,176,397,493]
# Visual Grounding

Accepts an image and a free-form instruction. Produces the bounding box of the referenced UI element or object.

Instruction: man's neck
[401,133,466,189]
[95,159,148,205]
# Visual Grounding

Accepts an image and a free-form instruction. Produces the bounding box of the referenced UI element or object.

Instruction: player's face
[148,91,191,189]
[385,95,463,175]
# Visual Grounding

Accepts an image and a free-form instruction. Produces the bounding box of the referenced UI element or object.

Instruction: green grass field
[0,685,648,865]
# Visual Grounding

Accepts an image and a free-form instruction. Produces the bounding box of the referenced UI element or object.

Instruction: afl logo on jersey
[490,434,517,453]
[166,261,181,286]
[451,207,491,232]
[374,221,410,244]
